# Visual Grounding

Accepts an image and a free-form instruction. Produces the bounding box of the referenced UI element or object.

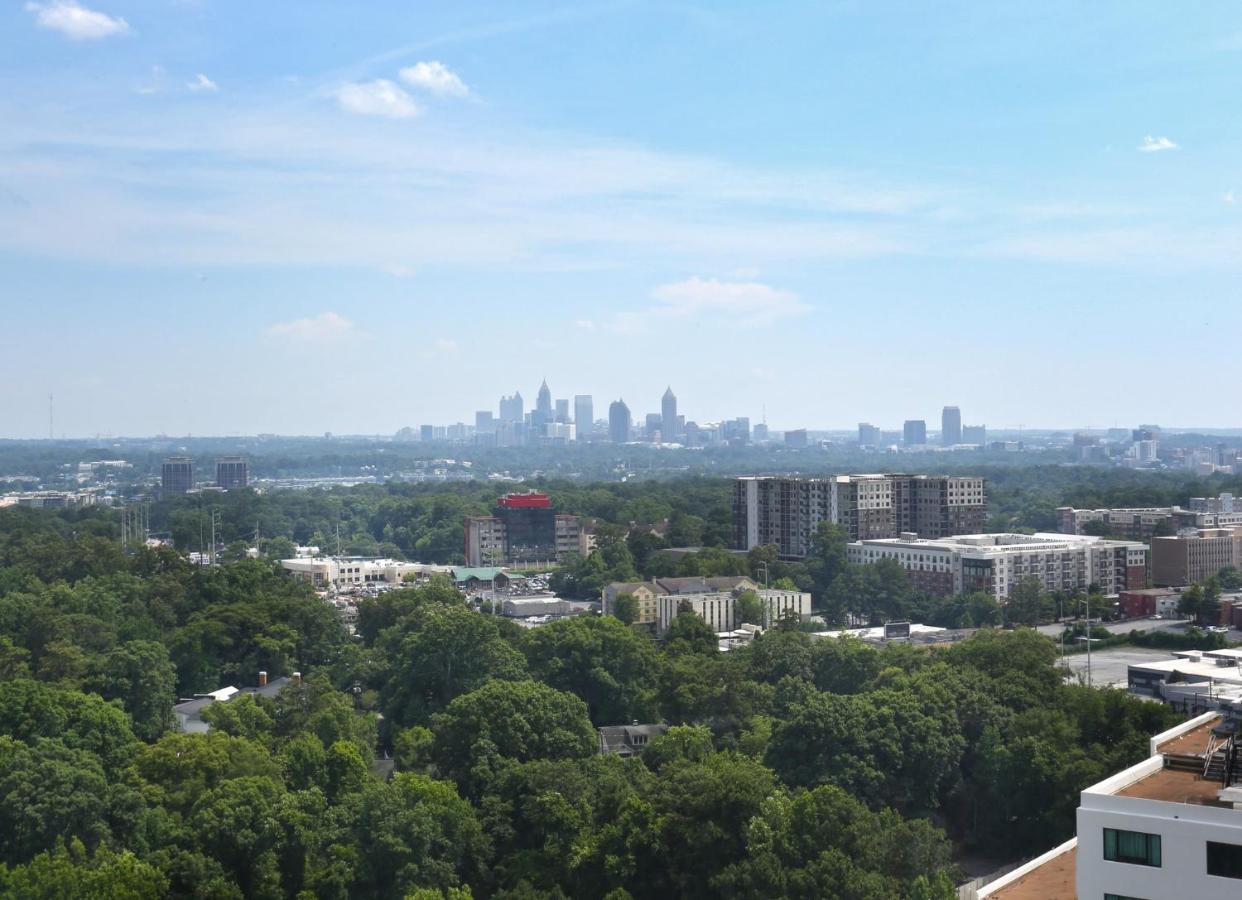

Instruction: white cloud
[333,80,420,118]
[267,311,356,343]
[187,74,218,93]
[1225,190,1236,205]
[434,338,459,353]
[399,61,470,98]
[613,277,810,332]
[1139,135,1178,153]
[25,1,129,40]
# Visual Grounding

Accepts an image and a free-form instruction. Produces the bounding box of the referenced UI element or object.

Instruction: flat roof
[1115,766,1226,806]
[1157,716,1219,755]
[988,844,1076,899]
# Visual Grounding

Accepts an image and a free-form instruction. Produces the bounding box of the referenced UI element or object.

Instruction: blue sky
[3,1,1242,437]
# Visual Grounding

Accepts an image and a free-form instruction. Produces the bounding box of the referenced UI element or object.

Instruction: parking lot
[1057,646,1174,688]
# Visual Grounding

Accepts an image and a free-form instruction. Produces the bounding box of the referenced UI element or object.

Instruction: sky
[3,1,1242,437]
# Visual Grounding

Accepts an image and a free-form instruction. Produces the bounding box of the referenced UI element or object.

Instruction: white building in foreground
[280,557,453,589]
[977,712,1242,899]
[655,587,811,637]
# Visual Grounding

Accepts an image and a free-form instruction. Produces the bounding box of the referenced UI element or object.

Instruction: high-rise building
[734,474,988,557]
[475,411,495,434]
[536,379,553,419]
[420,425,434,442]
[962,424,986,445]
[573,395,593,438]
[661,387,679,442]
[858,423,881,446]
[555,399,570,424]
[1151,527,1242,586]
[941,406,962,446]
[784,429,808,447]
[608,399,631,443]
[903,419,927,446]
[162,457,194,495]
[215,457,248,490]
[499,391,524,424]
[645,412,663,441]
[463,492,584,566]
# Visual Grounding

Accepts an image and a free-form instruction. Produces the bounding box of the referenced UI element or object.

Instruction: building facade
[573,395,593,438]
[463,492,585,566]
[161,457,194,495]
[847,531,1148,599]
[215,457,248,490]
[733,474,988,558]
[1151,527,1242,586]
[661,387,678,443]
[608,399,631,443]
[903,420,927,446]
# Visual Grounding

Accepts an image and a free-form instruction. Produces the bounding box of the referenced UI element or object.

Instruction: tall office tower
[555,399,570,424]
[903,419,927,446]
[733,473,988,557]
[420,425,434,442]
[941,406,962,446]
[661,386,679,442]
[645,412,663,441]
[573,395,593,438]
[499,391,524,424]
[162,457,194,495]
[858,423,881,446]
[215,457,248,490]
[475,411,496,434]
[608,399,631,443]
[536,379,553,419]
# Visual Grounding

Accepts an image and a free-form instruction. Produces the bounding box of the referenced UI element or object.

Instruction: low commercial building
[603,575,810,636]
[847,532,1148,599]
[281,557,452,589]
[1118,587,1182,619]
[1151,527,1242,586]
[977,713,1242,899]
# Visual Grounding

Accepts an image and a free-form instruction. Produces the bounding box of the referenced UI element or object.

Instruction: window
[1207,840,1242,878]
[1104,828,1161,867]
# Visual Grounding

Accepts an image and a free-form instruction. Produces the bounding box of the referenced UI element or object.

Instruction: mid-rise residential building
[977,712,1242,899]
[161,457,194,495]
[847,532,1147,599]
[733,474,988,558]
[601,576,808,636]
[941,406,961,446]
[903,419,927,446]
[1151,527,1242,586]
[215,457,248,490]
[463,492,585,566]
[1058,497,1242,540]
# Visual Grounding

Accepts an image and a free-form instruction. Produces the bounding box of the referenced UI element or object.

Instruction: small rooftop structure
[173,674,291,734]
[598,723,669,757]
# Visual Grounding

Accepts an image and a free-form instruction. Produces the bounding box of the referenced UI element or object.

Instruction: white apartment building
[848,532,1148,599]
[979,712,1242,899]
[280,557,452,589]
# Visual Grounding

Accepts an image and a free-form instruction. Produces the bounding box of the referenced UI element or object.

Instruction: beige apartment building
[1151,527,1242,586]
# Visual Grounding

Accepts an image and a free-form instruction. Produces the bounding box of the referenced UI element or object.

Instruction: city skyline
[6,3,1242,436]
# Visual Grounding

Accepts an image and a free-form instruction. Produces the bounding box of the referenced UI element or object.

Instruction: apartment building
[978,712,1242,899]
[1058,500,1242,540]
[847,532,1147,599]
[733,474,987,558]
[1151,527,1242,586]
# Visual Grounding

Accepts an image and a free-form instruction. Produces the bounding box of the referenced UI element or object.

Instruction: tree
[523,616,660,725]
[85,640,177,742]
[735,590,764,627]
[189,775,286,898]
[0,841,168,899]
[612,592,639,626]
[430,680,596,793]
[663,610,718,656]
[1007,577,1046,626]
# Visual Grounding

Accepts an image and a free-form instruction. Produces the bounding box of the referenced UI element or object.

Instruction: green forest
[0,503,1180,898]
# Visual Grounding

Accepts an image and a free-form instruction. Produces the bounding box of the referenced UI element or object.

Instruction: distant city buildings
[941,406,961,446]
[858,422,881,447]
[1057,494,1242,540]
[661,387,679,443]
[215,457,248,490]
[848,532,1148,599]
[161,457,194,495]
[734,474,988,558]
[574,395,594,437]
[903,420,927,447]
[463,491,586,566]
[608,399,631,443]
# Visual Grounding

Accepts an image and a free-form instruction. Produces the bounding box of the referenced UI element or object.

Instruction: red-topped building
[464,492,584,566]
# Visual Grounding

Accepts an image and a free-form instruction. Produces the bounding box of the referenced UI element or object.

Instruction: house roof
[451,567,509,581]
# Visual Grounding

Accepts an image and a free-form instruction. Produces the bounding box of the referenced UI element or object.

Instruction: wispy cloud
[434,338,459,353]
[613,277,811,333]
[25,1,129,40]
[333,80,420,118]
[187,74,218,93]
[1225,190,1236,205]
[399,61,470,98]
[267,311,357,343]
[1139,135,1178,153]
